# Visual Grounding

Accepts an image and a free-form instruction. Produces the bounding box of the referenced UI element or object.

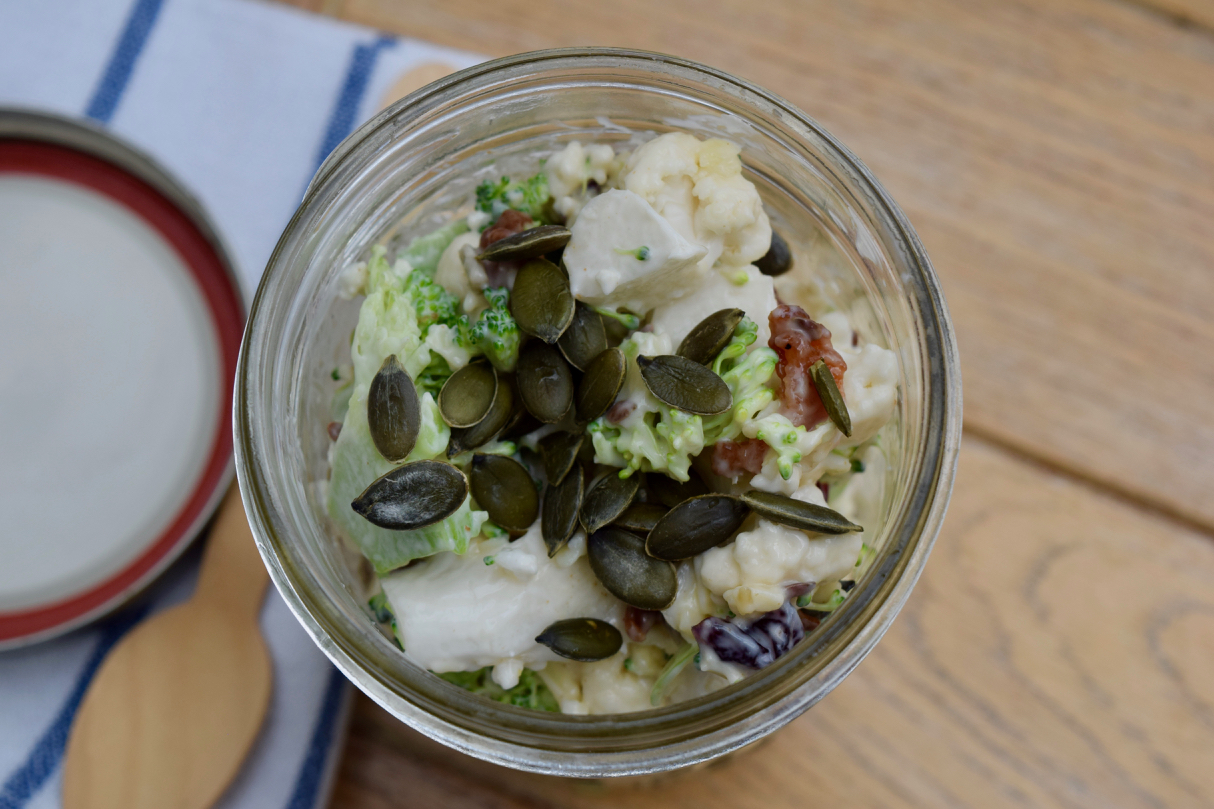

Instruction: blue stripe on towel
[310,34,397,178]
[0,606,149,809]
[84,0,166,124]
[284,666,348,809]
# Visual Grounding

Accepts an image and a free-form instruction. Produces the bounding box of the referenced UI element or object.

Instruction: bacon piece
[712,437,767,477]
[478,209,533,287]
[767,304,846,429]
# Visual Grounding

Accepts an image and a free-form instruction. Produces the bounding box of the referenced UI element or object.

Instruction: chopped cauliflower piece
[544,141,621,222]
[618,132,771,270]
[650,264,777,348]
[696,515,864,619]
[840,343,899,445]
[538,653,655,714]
[662,560,727,641]
[433,231,482,301]
[563,189,707,311]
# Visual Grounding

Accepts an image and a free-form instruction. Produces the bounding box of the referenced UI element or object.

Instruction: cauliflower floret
[649,264,777,348]
[618,132,771,271]
[696,510,864,618]
[662,561,726,640]
[433,231,481,300]
[563,189,707,311]
[421,323,472,373]
[839,343,898,446]
[538,652,655,715]
[545,141,622,222]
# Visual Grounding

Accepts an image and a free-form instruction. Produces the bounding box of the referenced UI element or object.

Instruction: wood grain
[309,0,1214,532]
[1135,0,1214,28]
[332,438,1214,809]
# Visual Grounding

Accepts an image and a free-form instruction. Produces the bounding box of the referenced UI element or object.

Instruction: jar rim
[235,46,962,776]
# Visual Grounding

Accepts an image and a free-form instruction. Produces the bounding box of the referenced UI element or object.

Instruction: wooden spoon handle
[193,484,269,618]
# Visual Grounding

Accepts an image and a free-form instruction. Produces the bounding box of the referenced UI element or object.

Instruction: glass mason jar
[235,48,962,777]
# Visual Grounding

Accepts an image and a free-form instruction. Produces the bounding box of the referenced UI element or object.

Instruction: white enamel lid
[0,111,243,647]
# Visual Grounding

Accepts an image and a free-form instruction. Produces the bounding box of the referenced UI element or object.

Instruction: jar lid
[0,110,244,647]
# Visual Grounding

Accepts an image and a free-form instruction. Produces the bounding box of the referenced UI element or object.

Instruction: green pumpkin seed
[677,308,745,366]
[580,472,640,534]
[437,363,497,428]
[575,347,626,422]
[810,359,852,437]
[645,494,750,561]
[740,490,861,534]
[541,461,584,556]
[351,460,467,530]
[557,301,609,371]
[539,430,583,485]
[517,341,574,424]
[510,258,575,343]
[588,528,677,610]
[636,355,731,415]
[447,378,514,457]
[613,502,669,536]
[535,618,622,662]
[648,471,709,509]
[469,454,538,533]
[756,228,793,277]
[367,355,420,462]
[476,225,571,263]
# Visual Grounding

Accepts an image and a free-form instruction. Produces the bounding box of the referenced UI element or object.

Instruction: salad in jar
[324,130,898,714]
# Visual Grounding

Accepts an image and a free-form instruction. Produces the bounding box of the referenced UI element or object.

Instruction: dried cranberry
[692,601,805,670]
[478,209,533,286]
[816,481,830,500]
[624,606,662,642]
[711,437,767,478]
[327,421,342,441]
[768,304,846,429]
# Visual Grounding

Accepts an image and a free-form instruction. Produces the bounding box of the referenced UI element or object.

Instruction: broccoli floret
[438,667,560,712]
[702,352,778,444]
[403,270,460,332]
[711,316,758,376]
[415,354,453,397]
[469,287,522,372]
[475,173,553,223]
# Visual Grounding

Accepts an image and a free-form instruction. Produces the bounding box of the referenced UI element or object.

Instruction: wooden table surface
[277,1,1214,805]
